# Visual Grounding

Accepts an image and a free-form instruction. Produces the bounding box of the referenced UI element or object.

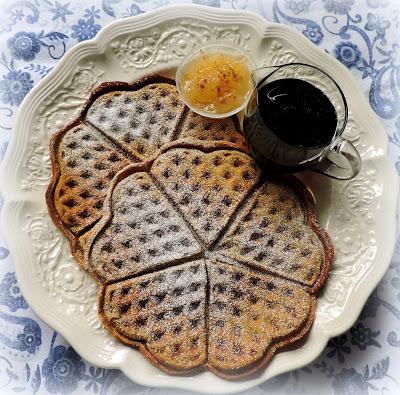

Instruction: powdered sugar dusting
[85,84,185,161]
[217,181,324,286]
[102,260,207,370]
[151,148,261,246]
[90,172,202,282]
[207,259,312,371]
[49,78,332,377]
[178,110,247,149]
[54,123,130,234]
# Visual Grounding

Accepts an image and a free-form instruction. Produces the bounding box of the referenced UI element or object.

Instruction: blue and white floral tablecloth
[0,0,399,394]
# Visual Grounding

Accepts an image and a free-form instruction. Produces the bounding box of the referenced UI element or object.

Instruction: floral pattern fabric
[0,0,399,394]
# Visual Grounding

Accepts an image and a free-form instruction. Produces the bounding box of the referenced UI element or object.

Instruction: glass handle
[311,137,361,180]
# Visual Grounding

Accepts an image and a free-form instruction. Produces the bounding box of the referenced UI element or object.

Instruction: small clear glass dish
[176,43,256,119]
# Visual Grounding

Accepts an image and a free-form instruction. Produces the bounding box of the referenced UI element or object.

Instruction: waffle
[52,124,130,236]
[90,171,202,283]
[47,75,245,266]
[207,259,314,377]
[84,146,333,378]
[100,260,207,371]
[47,74,333,379]
[179,111,247,151]
[150,148,260,246]
[85,83,185,161]
[217,180,327,290]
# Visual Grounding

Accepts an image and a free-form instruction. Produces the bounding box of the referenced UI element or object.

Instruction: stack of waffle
[47,75,333,379]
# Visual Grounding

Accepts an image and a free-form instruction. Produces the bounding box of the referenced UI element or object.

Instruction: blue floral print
[83,367,106,393]
[0,69,33,106]
[273,1,324,46]
[0,272,28,311]
[350,322,381,350]
[284,0,310,14]
[17,321,42,354]
[83,7,101,20]
[50,1,74,23]
[331,358,393,394]
[0,312,41,356]
[42,344,85,394]
[359,59,377,79]
[364,13,390,37]
[332,368,369,395]
[122,4,145,17]
[6,30,68,63]
[322,0,354,15]
[7,31,41,61]
[6,2,40,25]
[303,24,323,44]
[71,18,101,42]
[334,41,362,68]
[326,335,351,363]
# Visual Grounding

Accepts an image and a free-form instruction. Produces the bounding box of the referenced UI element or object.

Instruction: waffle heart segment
[150,148,261,247]
[52,123,131,235]
[86,83,185,162]
[216,181,327,289]
[178,110,247,150]
[207,260,314,377]
[88,172,202,283]
[100,260,207,371]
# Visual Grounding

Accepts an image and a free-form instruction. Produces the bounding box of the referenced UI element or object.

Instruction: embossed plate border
[0,5,398,394]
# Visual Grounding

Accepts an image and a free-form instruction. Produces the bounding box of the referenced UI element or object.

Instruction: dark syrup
[244,78,338,169]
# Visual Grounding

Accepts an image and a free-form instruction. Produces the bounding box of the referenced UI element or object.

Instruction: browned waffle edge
[97,284,206,376]
[206,296,317,380]
[284,174,334,294]
[46,116,90,268]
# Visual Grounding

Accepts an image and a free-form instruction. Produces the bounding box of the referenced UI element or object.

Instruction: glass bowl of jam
[176,43,255,118]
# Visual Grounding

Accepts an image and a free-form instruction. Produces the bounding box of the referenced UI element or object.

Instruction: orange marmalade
[179,52,253,115]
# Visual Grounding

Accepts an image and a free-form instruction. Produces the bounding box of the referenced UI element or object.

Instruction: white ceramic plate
[0,5,397,394]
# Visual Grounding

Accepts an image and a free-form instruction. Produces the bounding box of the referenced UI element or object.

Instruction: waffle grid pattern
[47,77,332,378]
[88,148,327,377]
[49,77,246,257]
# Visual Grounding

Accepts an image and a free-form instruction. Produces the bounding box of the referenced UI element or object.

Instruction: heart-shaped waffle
[84,146,333,379]
[206,260,314,376]
[47,75,246,266]
[47,75,333,379]
[85,82,184,161]
[89,171,202,283]
[216,181,328,289]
